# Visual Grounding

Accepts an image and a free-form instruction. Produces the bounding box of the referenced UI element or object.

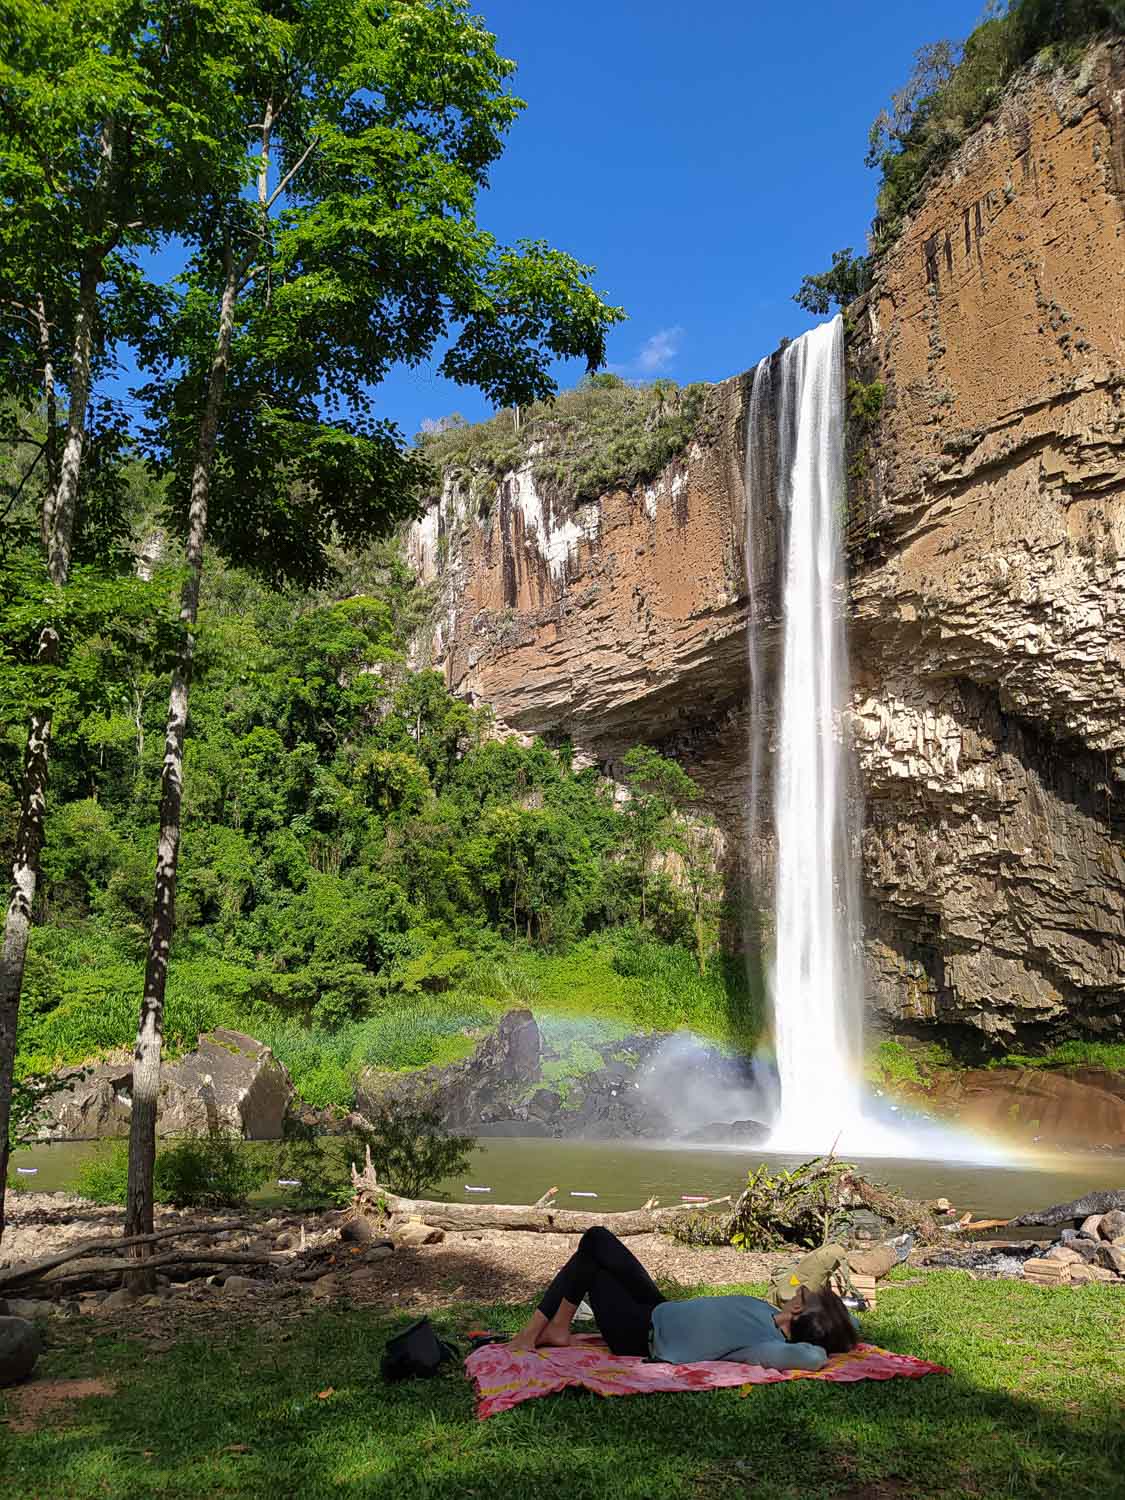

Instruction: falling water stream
[746,317,867,1150]
[745,319,996,1160]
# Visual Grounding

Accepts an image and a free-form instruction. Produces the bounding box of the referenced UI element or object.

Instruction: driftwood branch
[38,1250,275,1287]
[0,1221,245,1289]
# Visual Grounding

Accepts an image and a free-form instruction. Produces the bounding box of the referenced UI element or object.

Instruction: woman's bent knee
[580,1226,615,1253]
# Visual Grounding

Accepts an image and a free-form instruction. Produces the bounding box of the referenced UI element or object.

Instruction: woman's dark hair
[790,1289,859,1356]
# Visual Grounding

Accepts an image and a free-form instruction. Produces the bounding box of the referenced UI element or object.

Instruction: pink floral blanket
[466,1334,949,1420]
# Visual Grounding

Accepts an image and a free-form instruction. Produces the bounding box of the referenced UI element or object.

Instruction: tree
[620,746,698,924]
[677,814,724,976]
[0,0,264,1245]
[793,248,872,316]
[123,0,623,1279]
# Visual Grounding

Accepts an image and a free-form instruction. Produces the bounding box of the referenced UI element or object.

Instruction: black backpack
[380,1317,460,1381]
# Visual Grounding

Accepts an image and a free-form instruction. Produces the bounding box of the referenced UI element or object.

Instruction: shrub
[155,1131,270,1208]
[74,1130,269,1209]
[420,377,711,506]
[363,1094,476,1198]
[269,1118,369,1210]
[870,1039,926,1089]
[74,1141,131,1205]
[794,248,872,314]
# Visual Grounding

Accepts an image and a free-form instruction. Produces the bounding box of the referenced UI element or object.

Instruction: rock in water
[1015,1190,1125,1227]
[0,1317,43,1385]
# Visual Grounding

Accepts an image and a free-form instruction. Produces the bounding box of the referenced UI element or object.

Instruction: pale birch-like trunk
[0,254,101,1248]
[125,254,239,1281]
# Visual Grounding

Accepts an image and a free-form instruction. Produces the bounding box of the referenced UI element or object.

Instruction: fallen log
[38,1250,276,1286]
[0,1221,246,1290]
[349,1147,730,1235]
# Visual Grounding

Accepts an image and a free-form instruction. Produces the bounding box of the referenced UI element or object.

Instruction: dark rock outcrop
[40,1029,294,1141]
[1015,1189,1125,1226]
[356,1009,768,1141]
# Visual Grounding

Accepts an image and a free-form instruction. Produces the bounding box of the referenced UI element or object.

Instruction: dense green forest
[1,503,752,1112]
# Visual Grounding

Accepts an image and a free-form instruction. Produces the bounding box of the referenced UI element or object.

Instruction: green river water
[8,1137,1124,1221]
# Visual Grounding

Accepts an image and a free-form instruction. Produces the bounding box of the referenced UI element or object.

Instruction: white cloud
[634,325,684,374]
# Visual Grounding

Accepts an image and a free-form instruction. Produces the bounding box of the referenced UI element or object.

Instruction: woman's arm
[723,1340,828,1371]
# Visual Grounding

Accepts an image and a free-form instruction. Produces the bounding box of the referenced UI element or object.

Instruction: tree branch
[267,136,320,210]
[0,1220,246,1288]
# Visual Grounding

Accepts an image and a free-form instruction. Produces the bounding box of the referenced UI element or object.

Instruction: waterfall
[746,315,866,1150]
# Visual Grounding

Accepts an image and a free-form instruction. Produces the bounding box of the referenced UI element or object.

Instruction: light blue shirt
[650,1294,828,1371]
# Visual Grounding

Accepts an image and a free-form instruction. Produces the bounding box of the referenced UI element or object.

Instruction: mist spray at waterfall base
[746,318,1011,1167]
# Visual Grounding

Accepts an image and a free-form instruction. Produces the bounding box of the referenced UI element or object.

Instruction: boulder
[1063,1237,1101,1264]
[339,1216,374,1245]
[38,1029,295,1140]
[357,1009,542,1131]
[1095,1244,1125,1277]
[1043,1245,1084,1265]
[1097,1209,1125,1241]
[2,1299,46,1321]
[1079,1214,1103,1238]
[221,1276,263,1295]
[1070,1263,1118,1284]
[389,1217,445,1249]
[0,1317,42,1386]
[99,1288,137,1312]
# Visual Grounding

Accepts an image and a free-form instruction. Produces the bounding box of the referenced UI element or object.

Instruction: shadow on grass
[2,1277,1123,1500]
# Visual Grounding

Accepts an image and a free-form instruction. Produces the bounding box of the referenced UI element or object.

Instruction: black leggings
[537,1226,665,1356]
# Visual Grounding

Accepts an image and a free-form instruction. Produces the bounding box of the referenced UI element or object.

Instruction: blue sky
[112,2,987,442]
[376,0,988,439]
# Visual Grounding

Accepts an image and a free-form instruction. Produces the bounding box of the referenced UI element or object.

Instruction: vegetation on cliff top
[796,0,1122,308]
[419,372,710,505]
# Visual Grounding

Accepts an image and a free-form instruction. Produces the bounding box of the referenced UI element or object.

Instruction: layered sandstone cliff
[408,43,1125,1049]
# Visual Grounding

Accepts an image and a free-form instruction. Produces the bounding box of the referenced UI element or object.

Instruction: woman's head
[787,1288,859,1356]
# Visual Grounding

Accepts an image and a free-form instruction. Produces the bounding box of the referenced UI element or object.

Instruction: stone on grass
[1044,1245,1083,1265]
[389,1217,444,1249]
[99,1288,136,1312]
[1095,1244,1125,1277]
[1097,1210,1125,1241]
[0,1317,42,1386]
[4,1299,46,1321]
[362,1246,393,1263]
[221,1275,263,1295]
[340,1216,374,1245]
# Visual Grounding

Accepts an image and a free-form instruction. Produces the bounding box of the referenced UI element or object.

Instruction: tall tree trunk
[125,254,239,1285]
[35,293,59,547]
[0,255,100,1249]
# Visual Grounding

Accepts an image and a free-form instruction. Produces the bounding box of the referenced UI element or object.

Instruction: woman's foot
[506,1331,540,1352]
[538,1317,575,1348]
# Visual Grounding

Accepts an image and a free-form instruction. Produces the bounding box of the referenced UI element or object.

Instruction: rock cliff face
[848,41,1125,1041]
[409,44,1125,1050]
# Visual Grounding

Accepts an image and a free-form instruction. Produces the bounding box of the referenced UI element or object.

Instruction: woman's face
[773,1286,809,1339]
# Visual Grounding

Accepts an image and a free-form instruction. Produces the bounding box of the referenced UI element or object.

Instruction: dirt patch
[4,1376,116,1435]
[337,1230,782,1314]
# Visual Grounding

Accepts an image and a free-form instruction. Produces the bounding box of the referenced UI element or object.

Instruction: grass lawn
[2,1272,1123,1500]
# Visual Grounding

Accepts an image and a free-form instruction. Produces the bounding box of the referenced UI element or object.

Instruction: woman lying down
[507,1226,863,1372]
